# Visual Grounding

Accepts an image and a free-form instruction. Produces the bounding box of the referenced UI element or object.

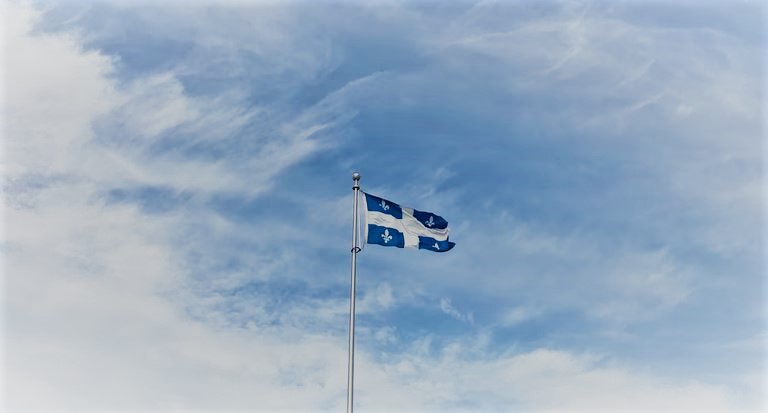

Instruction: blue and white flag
[362,192,455,252]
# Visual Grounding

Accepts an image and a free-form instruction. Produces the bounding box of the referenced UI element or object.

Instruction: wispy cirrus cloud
[439,297,474,325]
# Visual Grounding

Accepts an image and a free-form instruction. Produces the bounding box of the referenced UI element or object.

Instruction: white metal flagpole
[346,172,361,413]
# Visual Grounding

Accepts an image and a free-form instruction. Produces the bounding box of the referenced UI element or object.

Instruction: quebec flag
[363,192,455,252]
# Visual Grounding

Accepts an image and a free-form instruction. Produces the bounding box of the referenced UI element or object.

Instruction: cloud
[355,342,743,412]
[3,2,349,410]
[500,306,542,327]
[4,1,119,177]
[439,298,474,325]
[5,0,357,198]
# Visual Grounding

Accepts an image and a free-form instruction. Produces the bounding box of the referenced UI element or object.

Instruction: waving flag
[362,192,455,252]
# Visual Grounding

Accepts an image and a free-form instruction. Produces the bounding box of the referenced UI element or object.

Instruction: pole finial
[352,172,361,189]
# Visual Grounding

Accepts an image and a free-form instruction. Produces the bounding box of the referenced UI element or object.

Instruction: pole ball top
[352,172,361,181]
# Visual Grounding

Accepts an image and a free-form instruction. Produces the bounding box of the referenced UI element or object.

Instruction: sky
[1,0,766,411]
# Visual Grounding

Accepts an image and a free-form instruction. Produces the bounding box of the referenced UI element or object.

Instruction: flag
[362,192,455,252]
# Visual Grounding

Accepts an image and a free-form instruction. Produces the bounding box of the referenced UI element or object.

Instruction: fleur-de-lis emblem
[425,215,435,227]
[433,242,440,250]
[382,229,393,243]
[379,200,389,211]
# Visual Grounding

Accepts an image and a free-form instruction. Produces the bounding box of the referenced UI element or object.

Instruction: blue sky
[3,0,765,411]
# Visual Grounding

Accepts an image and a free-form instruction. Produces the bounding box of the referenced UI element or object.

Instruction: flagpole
[346,172,361,413]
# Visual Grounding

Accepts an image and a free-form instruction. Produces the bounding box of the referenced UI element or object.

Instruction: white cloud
[439,298,474,325]
[359,283,396,313]
[3,2,347,410]
[4,2,118,177]
[500,306,542,327]
[355,343,746,412]
[114,73,201,139]
[4,0,350,198]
